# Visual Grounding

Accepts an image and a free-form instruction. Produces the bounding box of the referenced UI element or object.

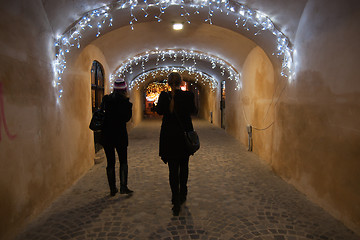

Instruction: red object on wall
[0,82,16,141]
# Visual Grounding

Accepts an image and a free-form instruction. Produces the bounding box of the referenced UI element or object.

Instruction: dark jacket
[156,90,196,159]
[100,93,132,147]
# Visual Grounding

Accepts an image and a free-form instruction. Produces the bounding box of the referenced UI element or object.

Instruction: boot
[106,167,118,196]
[179,194,187,205]
[120,164,133,194]
[172,204,180,216]
[179,186,187,205]
[171,188,180,216]
[171,186,180,206]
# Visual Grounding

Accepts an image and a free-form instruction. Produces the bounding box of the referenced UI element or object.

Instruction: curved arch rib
[53,0,293,99]
[111,49,241,91]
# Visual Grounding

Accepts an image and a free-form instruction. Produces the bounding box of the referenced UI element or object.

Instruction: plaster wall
[271,0,360,234]
[239,47,275,162]
[211,88,221,128]
[130,87,144,127]
[224,47,275,163]
[198,85,220,126]
[1,0,360,239]
[224,77,241,138]
[0,3,98,239]
[198,86,209,120]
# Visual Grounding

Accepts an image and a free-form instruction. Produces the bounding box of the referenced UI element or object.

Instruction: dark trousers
[103,145,128,190]
[167,156,189,205]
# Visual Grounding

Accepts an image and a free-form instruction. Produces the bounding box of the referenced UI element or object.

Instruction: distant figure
[156,72,196,216]
[151,102,156,112]
[100,79,133,196]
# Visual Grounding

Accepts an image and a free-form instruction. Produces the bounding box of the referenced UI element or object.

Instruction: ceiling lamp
[172,23,184,31]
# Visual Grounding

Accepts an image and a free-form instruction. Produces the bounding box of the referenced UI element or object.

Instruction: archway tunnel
[1,1,360,239]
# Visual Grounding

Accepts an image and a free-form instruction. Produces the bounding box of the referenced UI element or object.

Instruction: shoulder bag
[89,97,106,131]
[89,109,105,131]
[173,107,200,155]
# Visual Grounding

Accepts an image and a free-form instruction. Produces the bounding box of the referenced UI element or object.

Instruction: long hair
[168,72,182,87]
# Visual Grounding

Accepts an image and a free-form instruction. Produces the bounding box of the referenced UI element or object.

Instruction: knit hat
[113,78,127,90]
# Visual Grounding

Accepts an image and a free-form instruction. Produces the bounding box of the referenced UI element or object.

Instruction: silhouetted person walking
[100,79,133,196]
[156,72,196,216]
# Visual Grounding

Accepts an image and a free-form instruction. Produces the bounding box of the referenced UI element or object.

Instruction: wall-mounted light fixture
[172,23,183,30]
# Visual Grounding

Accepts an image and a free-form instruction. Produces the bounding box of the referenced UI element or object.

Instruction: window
[91,61,105,112]
[91,61,105,153]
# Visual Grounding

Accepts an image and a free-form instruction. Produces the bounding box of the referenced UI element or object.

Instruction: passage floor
[16,120,359,240]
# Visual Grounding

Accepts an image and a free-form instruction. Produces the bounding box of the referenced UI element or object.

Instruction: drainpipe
[247,125,253,151]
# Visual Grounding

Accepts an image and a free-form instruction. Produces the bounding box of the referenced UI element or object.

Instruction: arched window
[91,61,104,112]
[91,61,105,153]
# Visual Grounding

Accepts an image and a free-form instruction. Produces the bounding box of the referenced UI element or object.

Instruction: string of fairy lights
[145,82,170,103]
[53,0,293,99]
[110,49,240,91]
[120,66,219,91]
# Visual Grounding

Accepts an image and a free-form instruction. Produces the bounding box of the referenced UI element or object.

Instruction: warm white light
[53,0,294,99]
[126,67,219,91]
[173,23,183,30]
[112,49,241,91]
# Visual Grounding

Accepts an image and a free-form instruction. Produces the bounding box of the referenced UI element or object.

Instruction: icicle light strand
[111,49,240,91]
[115,67,218,91]
[53,0,293,99]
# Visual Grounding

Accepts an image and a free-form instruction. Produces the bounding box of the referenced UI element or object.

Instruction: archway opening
[142,76,201,119]
[144,81,170,118]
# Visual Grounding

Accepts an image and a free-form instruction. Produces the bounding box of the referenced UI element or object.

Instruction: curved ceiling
[92,22,256,71]
[43,0,307,41]
[48,0,308,96]
[111,48,242,91]
[92,22,254,90]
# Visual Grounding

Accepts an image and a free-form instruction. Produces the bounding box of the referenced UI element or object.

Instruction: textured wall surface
[1,0,360,239]
[0,2,95,240]
[271,0,360,233]
[198,86,219,125]
[223,46,275,162]
[237,47,275,162]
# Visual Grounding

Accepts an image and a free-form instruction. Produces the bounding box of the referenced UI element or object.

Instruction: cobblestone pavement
[16,120,359,240]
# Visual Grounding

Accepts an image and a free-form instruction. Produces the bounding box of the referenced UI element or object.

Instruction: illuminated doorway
[144,82,170,118]
[144,80,199,118]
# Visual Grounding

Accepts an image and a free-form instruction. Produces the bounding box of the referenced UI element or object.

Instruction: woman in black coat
[100,79,133,196]
[156,72,196,216]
